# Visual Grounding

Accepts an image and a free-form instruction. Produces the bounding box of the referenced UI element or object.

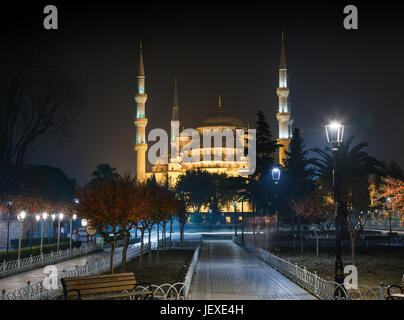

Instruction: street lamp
[325,121,344,295]
[240,196,245,245]
[17,210,26,263]
[70,214,77,250]
[40,212,48,255]
[50,213,56,246]
[272,167,281,183]
[233,200,238,238]
[57,213,64,251]
[272,167,281,250]
[81,219,88,244]
[5,201,13,259]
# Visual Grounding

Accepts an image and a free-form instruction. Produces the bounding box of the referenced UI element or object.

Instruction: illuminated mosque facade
[133,35,293,213]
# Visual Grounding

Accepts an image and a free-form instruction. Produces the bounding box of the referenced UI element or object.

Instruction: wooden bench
[61,273,153,300]
[387,275,404,301]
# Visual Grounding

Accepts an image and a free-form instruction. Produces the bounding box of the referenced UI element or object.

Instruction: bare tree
[0,49,82,193]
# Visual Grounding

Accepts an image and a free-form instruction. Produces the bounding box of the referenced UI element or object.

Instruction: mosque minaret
[134,41,148,183]
[276,33,293,166]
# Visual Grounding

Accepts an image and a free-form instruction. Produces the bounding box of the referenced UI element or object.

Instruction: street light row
[17,211,76,222]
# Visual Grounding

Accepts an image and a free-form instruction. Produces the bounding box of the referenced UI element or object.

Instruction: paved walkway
[0,248,117,293]
[189,240,316,300]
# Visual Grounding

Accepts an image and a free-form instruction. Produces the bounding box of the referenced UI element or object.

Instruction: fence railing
[183,239,202,299]
[365,220,404,231]
[234,236,387,300]
[0,238,201,300]
[0,244,100,278]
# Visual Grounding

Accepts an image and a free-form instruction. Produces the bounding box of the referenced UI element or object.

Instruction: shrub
[0,241,82,262]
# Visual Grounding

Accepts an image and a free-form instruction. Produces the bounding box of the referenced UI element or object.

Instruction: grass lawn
[113,250,195,285]
[278,245,404,288]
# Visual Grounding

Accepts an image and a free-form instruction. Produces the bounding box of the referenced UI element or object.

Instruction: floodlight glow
[81,219,88,227]
[59,213,64,220]
[35,214,40,221]
[72,214,77,221]
[42,212,48,220]
[51,214,56,221]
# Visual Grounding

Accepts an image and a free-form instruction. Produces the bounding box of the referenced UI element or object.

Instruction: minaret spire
[134,40,148,182]
[172,76,179,121]
[218,95,223,112]
[280,32,287,69]
[276,32,293,166]
[139,40,145,77]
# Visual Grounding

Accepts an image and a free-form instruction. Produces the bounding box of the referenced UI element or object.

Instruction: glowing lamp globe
[325,121,344,149]
[272,167,281,182]
[18,211,26,221]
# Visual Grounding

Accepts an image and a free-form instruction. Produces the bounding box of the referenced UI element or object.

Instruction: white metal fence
[365,220,404,231]
[0,244,100,277]
[234,236,387,300]
[0,238,201,300]
[183,239,201,299]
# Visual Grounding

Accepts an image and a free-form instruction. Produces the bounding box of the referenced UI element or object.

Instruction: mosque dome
[197,96,245,128]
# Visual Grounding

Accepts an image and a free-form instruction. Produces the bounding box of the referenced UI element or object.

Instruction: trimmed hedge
[0,241,82,262]
[9,237,70,249]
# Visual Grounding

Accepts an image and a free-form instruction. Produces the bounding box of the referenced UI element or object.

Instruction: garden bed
[113,249,195,285]
[277,245,404,288]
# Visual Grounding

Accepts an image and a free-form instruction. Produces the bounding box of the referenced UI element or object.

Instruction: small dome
[198,111,245,128]
[197,96,245,128]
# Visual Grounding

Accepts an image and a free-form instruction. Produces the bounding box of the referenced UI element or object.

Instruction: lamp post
[272,167,281,250]
[233,200,238,237]
[70,214,77,250]
[35,214,40,255]
[57,213,64,251]
[17,211,26,263]
[325,121,344,295]
[51,213,56,246]
[81,218,88,245]
[40,212,48,255]
[5,201,12,258]
[241,196,245,245]
[386,197,392,234]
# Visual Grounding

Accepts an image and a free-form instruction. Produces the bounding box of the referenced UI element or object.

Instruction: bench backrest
[61,273,137,298]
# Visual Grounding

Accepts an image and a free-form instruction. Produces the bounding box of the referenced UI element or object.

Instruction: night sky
[3,1,404,185]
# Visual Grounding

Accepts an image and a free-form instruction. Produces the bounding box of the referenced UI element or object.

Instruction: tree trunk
[313,225,319,256]
[156,223,160,263]
[120,232,129,271]
[110,240,116,273]
[169,218,173,249]
[148,227,152,264]
[351,231,357,266]
[180,221,184,244]
[139,229,144,271]
[297,215,304,254]
[163,222,166,250]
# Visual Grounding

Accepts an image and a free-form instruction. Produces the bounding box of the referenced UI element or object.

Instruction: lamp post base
[334,259,346,298]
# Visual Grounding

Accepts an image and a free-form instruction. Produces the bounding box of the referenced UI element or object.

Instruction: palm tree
[312,136,384,198]
[312,135,384,264]
[90,164,119,182]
